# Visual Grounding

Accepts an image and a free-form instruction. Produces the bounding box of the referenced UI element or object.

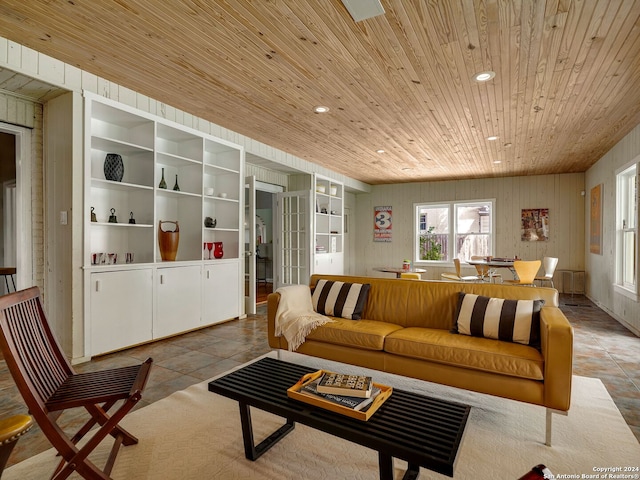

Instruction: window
[616,163,638,294]
[414,200,495,263]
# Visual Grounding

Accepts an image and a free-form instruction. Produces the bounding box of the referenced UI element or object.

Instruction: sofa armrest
[540,307,574,411]
[267,292,285,349]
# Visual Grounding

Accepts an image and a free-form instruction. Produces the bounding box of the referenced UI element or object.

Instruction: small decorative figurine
[90,207,97,222]
[108,208,118,223]
[129,211,136,224]
[204,217,217,228]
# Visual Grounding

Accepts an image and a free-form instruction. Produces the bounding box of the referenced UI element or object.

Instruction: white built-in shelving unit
[313,174,344,275]
[83,92,244,355]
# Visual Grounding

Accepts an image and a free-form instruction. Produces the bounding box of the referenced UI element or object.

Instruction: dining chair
[534,256,559,287]
[505,260,541,286]
[0,287,153,480]
[441,258,480,282]
[470,256,502,283]
[0,414,33,477]
[400,272,422,280]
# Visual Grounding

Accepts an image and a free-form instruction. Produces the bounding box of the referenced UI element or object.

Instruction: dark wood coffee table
[208,357,469,479]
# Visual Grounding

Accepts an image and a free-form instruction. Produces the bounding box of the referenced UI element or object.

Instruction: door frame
[244,176,257,314]
[0,122,33,290]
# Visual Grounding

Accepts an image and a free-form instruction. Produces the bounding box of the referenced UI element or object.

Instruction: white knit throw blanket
[274,285,334,351]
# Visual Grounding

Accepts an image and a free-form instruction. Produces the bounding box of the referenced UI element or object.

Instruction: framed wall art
[590,184,603,254]
[521,208,549,241]
[374,206,392,242]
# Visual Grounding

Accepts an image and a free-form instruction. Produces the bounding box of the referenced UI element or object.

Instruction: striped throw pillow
[312,280,371,320]
[453,293,544,348]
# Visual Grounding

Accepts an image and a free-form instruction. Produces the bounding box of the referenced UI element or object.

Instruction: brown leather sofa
[268,274,574,445]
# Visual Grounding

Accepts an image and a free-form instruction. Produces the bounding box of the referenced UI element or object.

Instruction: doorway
[0,125,32,295]
[255,190,275,303]
[245,179,283,313]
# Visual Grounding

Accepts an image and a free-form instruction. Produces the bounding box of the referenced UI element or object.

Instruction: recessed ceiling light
[493,160,502,164]
[486,135,498,141]
[473,71,495,82]
[313,105,330,113]
[376,149,385,154]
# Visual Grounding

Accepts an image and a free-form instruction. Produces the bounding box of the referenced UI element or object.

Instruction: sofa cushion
[312,280,371,320]
[305,319,403,351]
[453,293,543,348]
[385,327,544,380]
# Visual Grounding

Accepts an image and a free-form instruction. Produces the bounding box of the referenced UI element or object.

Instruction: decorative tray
[287,369,393,421]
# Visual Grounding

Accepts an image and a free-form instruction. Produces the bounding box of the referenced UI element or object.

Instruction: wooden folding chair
[0,287,152,479]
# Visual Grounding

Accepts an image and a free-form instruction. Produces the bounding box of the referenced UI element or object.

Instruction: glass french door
[275,190,312,288]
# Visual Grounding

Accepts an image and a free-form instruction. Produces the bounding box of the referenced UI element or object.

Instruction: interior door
[275,190,312,288]
[244,175,256,315]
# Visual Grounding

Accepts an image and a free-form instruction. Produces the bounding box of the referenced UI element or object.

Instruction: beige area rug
[6,351,640,479]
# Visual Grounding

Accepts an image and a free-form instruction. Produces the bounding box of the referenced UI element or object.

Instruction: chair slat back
[0,287,71,409]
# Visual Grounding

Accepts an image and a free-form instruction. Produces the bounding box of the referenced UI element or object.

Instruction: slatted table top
[208,357,469,477]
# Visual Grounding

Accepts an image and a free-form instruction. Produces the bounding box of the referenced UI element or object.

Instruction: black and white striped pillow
[453,293,544,348]
[312,280,371,320]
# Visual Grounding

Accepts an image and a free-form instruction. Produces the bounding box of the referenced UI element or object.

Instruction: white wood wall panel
[245,163,289,188]
[586,123,640,336]
[354,173,586,289]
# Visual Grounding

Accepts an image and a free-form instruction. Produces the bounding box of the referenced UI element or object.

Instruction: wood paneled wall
[245,163,289,189]
[354,173,585,289]
[586,124,640,336]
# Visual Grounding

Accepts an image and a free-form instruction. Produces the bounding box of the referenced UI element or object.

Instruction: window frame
[413,199,496,265]
[614,160,638,300]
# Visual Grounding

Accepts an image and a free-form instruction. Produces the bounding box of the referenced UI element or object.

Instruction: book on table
[300,379,381,412]
[316,372,373,398]
[287,369,393,421]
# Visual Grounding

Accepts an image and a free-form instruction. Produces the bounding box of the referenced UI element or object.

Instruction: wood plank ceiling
[0,0,639,185]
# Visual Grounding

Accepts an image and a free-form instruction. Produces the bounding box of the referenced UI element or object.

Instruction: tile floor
[1,294,638,469]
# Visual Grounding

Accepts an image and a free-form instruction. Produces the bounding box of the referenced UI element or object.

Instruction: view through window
[616,163,638,293]
[414,200,495,263]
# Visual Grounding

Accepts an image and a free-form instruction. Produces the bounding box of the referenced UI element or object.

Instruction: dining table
[373,266,427,278]
[466,258,518,281]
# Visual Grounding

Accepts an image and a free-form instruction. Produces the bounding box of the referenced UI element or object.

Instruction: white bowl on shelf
[204,187,214,196]
[219,192,228,198]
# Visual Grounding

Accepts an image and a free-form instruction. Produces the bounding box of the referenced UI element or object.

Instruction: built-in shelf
[83,92,245,357]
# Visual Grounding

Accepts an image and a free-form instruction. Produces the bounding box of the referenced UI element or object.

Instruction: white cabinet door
[155,265,202,338]
[314,253,344,275]
[204,261,240,325]
[91,269,153,355]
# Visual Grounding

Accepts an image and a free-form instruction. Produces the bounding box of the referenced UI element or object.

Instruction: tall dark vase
[104,153,124,182]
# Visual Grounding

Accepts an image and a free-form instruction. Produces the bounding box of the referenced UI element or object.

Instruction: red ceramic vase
[213,242,224,259]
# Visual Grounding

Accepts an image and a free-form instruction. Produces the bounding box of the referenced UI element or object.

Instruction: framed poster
[521,208,549,241]
[374,206,392,242]
[590,184,603,254]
